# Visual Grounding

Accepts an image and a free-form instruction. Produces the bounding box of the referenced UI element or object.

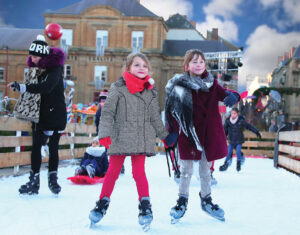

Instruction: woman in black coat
[9,35,66,195]
[219,108,261,172]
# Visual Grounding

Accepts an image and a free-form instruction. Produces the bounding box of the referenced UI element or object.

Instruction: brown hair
[183,49,206,72]
[231,107,239,113]
[125,52,151,72]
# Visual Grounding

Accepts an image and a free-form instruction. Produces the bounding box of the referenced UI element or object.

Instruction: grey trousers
[178,151,212,198]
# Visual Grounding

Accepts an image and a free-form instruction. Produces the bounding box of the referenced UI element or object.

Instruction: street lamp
[4,46,9,96]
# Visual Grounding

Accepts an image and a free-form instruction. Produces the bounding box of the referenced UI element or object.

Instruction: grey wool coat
[98,77,169,157]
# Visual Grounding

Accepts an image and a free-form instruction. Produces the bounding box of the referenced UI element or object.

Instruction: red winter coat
[167,76,237,162]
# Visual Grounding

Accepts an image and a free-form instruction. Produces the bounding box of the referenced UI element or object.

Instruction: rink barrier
[277,130,300,174]
[0,116,279,174]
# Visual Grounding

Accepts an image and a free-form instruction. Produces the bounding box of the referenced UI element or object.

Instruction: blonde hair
[183,49,206,72]
[125,52,151,72]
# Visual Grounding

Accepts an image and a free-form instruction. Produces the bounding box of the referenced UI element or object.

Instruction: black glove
[256,132,262,140]
[163,132,178,148]
[224,91,239,107]
[10,81,21,92]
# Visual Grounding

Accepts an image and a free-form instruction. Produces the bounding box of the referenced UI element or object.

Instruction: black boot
[138,197,153,229]
[200,193,225,221]
[89,197,110,224]
[236,160,241,171]
[219,160,229,171]
[170,196,188,222]
[19,171,40,195]
[48,171,61,194]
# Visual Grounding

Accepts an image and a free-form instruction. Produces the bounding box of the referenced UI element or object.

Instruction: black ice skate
[138,197,153,232]
[170,195,188,224]
[19,171,40,195]
[219,160,229,171]
[48,171,61,194]
[200,193,225,221]
[89,197,110,227]
[236,160,241,171]
[86,164,95,178]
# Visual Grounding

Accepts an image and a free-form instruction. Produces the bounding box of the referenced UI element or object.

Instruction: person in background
[8,34,66,195]
[75,137,108,178]
[219,107,261,172]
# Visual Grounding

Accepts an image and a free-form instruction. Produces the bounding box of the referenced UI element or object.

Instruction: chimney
[212,28,218,41]
[190,21,196,27]
[283,52,289,61]
[289,47,296,58]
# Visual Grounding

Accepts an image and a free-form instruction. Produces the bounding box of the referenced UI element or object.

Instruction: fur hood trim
[27,47,65,69]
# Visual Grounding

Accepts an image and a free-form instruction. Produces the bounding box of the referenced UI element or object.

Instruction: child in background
[165,49,240,223]
[89,52,177,230]
[75,137,108,178]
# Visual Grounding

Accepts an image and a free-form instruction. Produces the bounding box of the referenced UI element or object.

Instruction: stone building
[0,0,242,110]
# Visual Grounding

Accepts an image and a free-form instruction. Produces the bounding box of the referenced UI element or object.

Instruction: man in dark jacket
[220,108,261,172]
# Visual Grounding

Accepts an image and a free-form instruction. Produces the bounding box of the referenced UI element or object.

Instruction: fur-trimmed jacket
[98,77,168,157]
[165,72,238,161]
[25,47,67,131]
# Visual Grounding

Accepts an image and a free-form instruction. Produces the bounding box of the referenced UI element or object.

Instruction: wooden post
[14,131,21,175]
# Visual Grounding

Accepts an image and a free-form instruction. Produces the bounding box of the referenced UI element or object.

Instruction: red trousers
[100,155,149,201]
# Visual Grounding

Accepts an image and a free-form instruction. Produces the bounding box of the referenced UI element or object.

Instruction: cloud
[259,0,280,8]
[196,15,239,42]
[239,24,300,89]
[203,0,242,19]
[283,0,300,23]
[0,15,13,27]
[140,0,193,19]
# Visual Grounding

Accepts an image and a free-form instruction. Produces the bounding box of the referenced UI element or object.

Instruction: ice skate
[200,193,225,221]
[236,160,241,171]
[219,160,230,171]
[210,170,218,186]
[138,197,153,231]
[170,196,188,224]
[48,171,61,194]
[19,171,40,195]
[86,164,95,178]
[89,197,110,227]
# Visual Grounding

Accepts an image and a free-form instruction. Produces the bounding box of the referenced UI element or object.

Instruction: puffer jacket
[98,77,168,156]
[224,115,260,144]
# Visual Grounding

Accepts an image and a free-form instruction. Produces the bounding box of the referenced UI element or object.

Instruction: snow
[0,155,300,235]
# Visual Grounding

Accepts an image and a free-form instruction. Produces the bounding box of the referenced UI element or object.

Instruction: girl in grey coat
[89,53,177,230]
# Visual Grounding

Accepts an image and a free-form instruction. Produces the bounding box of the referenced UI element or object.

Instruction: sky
[0,0,300,91]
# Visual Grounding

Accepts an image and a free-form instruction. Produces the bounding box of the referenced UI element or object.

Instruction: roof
[0,28,44,50]
[163,40,233,57]
[46,0,158,18]
[292,45,300,59]
[206,30,239,51]
[165,13,195,29]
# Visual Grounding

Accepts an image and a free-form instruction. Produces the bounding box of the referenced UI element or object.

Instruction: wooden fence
[0,116,289,175]
[277,130,300,174]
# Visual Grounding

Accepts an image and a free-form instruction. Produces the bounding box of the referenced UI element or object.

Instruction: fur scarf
[13,68,44,123]
[165,71,214,151]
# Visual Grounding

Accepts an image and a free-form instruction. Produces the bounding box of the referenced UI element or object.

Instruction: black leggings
[31,129,61,173]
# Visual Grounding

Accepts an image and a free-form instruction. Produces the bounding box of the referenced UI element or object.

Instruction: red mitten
[99,137,112,149]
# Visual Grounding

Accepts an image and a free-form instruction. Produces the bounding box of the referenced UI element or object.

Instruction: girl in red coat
[165,49,240,223]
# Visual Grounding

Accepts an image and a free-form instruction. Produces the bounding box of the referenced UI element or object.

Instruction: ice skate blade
[204,211,225,222]
[141,224,150,232]
[89,222,96,229]
[171,218,180,224]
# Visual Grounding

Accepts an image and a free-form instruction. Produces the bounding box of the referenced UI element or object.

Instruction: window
[64,64,72,78]
[0,68,4,80]
[96,30,108,56]
[24,68,29,79]
[61,29,73,46]
[131,31,143,52]
[94,66,107,82]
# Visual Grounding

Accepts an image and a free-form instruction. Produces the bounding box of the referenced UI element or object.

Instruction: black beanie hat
[29,34,50,57]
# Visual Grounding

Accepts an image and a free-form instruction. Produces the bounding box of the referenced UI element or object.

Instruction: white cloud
[283,0,300,23]
[0,15,13,27]
[196,15,239,42]
[259,0,280,8]
[140,0,193,20]
[239,25,300,89]
[203,0,242,19]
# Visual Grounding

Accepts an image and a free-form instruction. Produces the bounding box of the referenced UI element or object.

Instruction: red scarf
[123,71,152,94]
